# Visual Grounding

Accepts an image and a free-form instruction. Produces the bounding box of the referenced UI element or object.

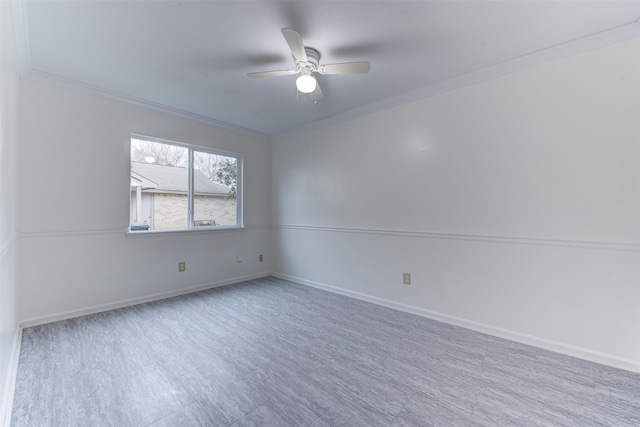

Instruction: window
[130,135,242,232]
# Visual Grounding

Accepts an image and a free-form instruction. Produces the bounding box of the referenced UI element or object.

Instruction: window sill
[125,225,246,238]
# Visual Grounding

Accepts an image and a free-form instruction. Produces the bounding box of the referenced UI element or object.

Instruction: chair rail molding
[274,224,640,252]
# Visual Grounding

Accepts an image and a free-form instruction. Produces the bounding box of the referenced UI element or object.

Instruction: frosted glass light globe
[296,74,317,93]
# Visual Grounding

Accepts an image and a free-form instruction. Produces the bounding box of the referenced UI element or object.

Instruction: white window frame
[128,134,243,236]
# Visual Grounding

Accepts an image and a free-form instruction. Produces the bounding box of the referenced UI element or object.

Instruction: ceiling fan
[247,28,371,102]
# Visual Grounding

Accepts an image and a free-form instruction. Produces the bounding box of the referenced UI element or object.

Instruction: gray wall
[272,39,640,371]
[16,77,272,322]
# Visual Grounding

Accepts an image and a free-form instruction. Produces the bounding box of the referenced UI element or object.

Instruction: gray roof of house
[131,162,231,195]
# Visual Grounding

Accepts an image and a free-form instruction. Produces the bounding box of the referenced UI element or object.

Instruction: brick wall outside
[152,193,237,230]
[194,195,237,226]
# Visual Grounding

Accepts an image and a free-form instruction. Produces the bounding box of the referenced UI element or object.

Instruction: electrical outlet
[403,273,411,285]
[259,254,263,262]
[178,262,186,272]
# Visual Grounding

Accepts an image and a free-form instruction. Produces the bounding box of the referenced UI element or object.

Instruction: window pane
[193,151,237,227]
[131,139,188,231]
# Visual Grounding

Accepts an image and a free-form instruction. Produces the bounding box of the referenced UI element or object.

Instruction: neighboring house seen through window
[130,135,241,232]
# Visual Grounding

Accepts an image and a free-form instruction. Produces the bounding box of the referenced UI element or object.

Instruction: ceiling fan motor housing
[298,47,321,71]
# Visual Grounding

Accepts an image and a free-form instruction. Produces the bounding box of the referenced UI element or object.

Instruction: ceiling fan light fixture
[296,74,317,93]
[248,28,369,102]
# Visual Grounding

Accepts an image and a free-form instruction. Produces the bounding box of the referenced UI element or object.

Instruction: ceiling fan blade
[317,61,370,75]
[247,69,298,78]
[310,82,324,103]
[281,28,308,62]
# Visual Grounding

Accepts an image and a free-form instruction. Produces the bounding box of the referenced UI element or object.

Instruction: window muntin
[130,135,242,232]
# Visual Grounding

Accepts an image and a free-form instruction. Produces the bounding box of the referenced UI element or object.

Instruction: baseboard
[1,325,22,427]
[272,272,640,374]
[20,272,270,328]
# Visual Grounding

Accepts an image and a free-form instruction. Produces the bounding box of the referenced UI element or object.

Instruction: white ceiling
[16,1,640,136]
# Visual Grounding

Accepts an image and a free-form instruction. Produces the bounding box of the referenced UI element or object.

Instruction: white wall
[15,77,272,322]
[0,1,20,422]
[272,39,640,369]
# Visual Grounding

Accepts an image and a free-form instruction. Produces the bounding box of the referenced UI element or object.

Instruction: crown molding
[27,70,268,138]
[11,0,640,139]
[10,0,266,137]
[275,19,640,138]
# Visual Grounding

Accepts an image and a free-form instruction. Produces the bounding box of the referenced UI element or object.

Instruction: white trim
[17,227,126,239]
[274,224,640,252]
[188,148,195,229]
[9,0,30,77]
[235,156,244,229]
[16,223,634,250]
[129,133,244,232]
[13,225,269,239]
[273,272,640,374]
[0,326,22,427]
[27,71,267,138]
[19,272,270,328]
[275,20,640,138]
[125,225,246,238]
[12,5,638,139]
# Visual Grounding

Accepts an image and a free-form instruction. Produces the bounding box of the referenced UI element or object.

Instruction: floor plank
[11,277,640,426]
